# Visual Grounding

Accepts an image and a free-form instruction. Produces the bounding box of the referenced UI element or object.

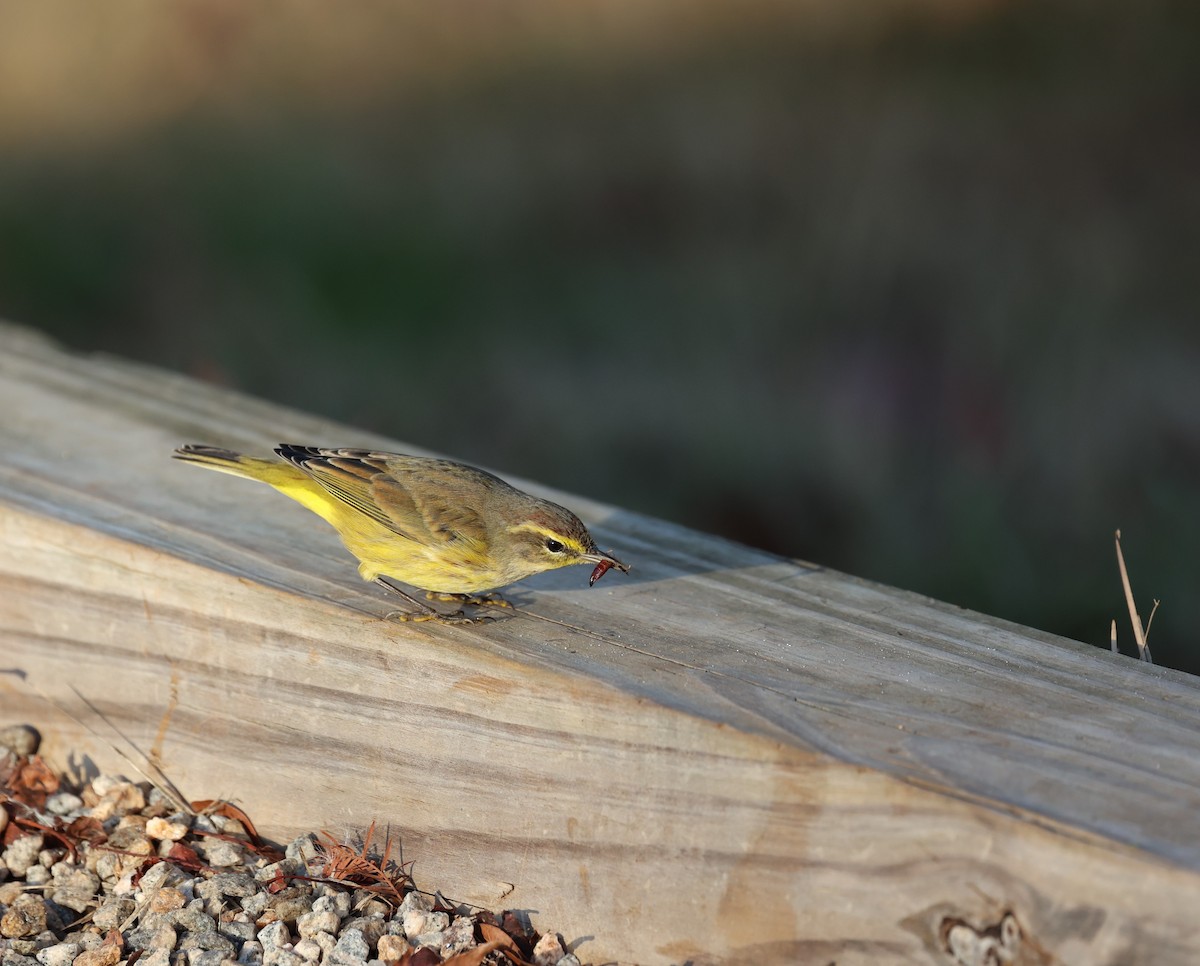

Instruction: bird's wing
[275,445,486,547]
[375,457,490,548]
[275,445,409,536]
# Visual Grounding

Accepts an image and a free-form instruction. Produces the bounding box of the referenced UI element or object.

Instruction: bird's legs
[425,591,513,610]
[375,578,497,624]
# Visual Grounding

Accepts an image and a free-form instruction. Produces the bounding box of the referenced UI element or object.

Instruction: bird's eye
[545,538,565,553]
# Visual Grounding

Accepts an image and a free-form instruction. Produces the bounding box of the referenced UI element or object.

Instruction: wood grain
[2,322,1199,965]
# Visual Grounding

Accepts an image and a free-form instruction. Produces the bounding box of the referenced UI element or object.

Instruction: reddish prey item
[589,559,614,586]
[588,553,629,587]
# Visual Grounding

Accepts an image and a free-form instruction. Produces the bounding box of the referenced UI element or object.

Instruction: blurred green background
[1,0,1196,670]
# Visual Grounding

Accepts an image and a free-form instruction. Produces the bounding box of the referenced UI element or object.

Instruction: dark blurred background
[1,1,1197,670]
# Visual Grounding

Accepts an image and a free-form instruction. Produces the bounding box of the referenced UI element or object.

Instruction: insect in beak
[586,552,630,587]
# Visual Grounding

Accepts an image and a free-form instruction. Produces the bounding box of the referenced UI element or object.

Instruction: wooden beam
[2,321,1199,965]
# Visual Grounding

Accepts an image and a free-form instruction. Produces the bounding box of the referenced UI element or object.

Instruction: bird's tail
[172,444,300,487]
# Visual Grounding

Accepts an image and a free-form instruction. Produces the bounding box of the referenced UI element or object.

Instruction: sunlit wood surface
[2,322,1199,965]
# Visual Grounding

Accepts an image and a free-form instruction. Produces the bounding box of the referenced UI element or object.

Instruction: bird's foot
[376,578,505,624]
[424,591,513,609]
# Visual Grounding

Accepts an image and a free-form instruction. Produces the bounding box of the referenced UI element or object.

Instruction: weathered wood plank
[2,321,1200,965]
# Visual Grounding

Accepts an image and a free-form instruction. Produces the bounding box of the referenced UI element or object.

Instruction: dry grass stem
[1114,529,1154,664]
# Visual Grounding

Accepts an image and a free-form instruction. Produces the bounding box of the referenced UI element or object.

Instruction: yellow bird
[173,444,629,623]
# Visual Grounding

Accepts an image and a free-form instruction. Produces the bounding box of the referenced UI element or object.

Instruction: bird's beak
[582,550,630,586]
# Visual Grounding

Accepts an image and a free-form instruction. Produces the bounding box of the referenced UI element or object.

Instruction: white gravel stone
[354,898,389,920]
[239,893,269,919]
[253,859,304,886]
[312,931,336,962]
[44,795,83,817]
[330,929,369,964]
[266,894,312,922]
[218,918,256,945]
[375,935,410,961]
[22,867,50,888]
[111,872,138,897]
[145,818,189,842]
[0,725,40,756]
[134,861,174,894]
[90,898,135,932]
[262,950,305,966]
[257,922,291,952]
[237,941,263,966]
[439,916,475,957]
[145,787,178,811]
[195,840,243,868]
[86,780,145,821]
[200,872,258,900]
[401,910,447,943]
[0,729,40,758]
[34,942,79,966]
[284,835,320,865]
[67,933,103,952]
[2,835,44,877]
[399,910,425,941]
[136,951,171,966]
[331,892,352,919]
[50,866,100,913]
[88,776,126,797]
[187,951,229,966]
[411,930,447,952]
[295,910,339,940]
[341,918,383,952]
[125,922,177,953]
[309,888,350,921]
[169,906,215,935]
[177,932,235,959]
[290,939,322,962]
[396,892,431,917]
[532,932,565,966]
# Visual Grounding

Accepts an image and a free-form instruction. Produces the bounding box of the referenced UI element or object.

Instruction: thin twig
[1114,530,1153,664]
[1144,599,1161,642]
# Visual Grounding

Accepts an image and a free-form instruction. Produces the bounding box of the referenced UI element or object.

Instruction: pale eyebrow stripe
[506,522,589,552]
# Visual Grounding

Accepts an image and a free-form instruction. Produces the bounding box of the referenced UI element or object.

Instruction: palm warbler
[173,444,629,623]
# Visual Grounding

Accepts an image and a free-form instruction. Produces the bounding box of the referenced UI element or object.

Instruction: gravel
[0,727,587,966]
